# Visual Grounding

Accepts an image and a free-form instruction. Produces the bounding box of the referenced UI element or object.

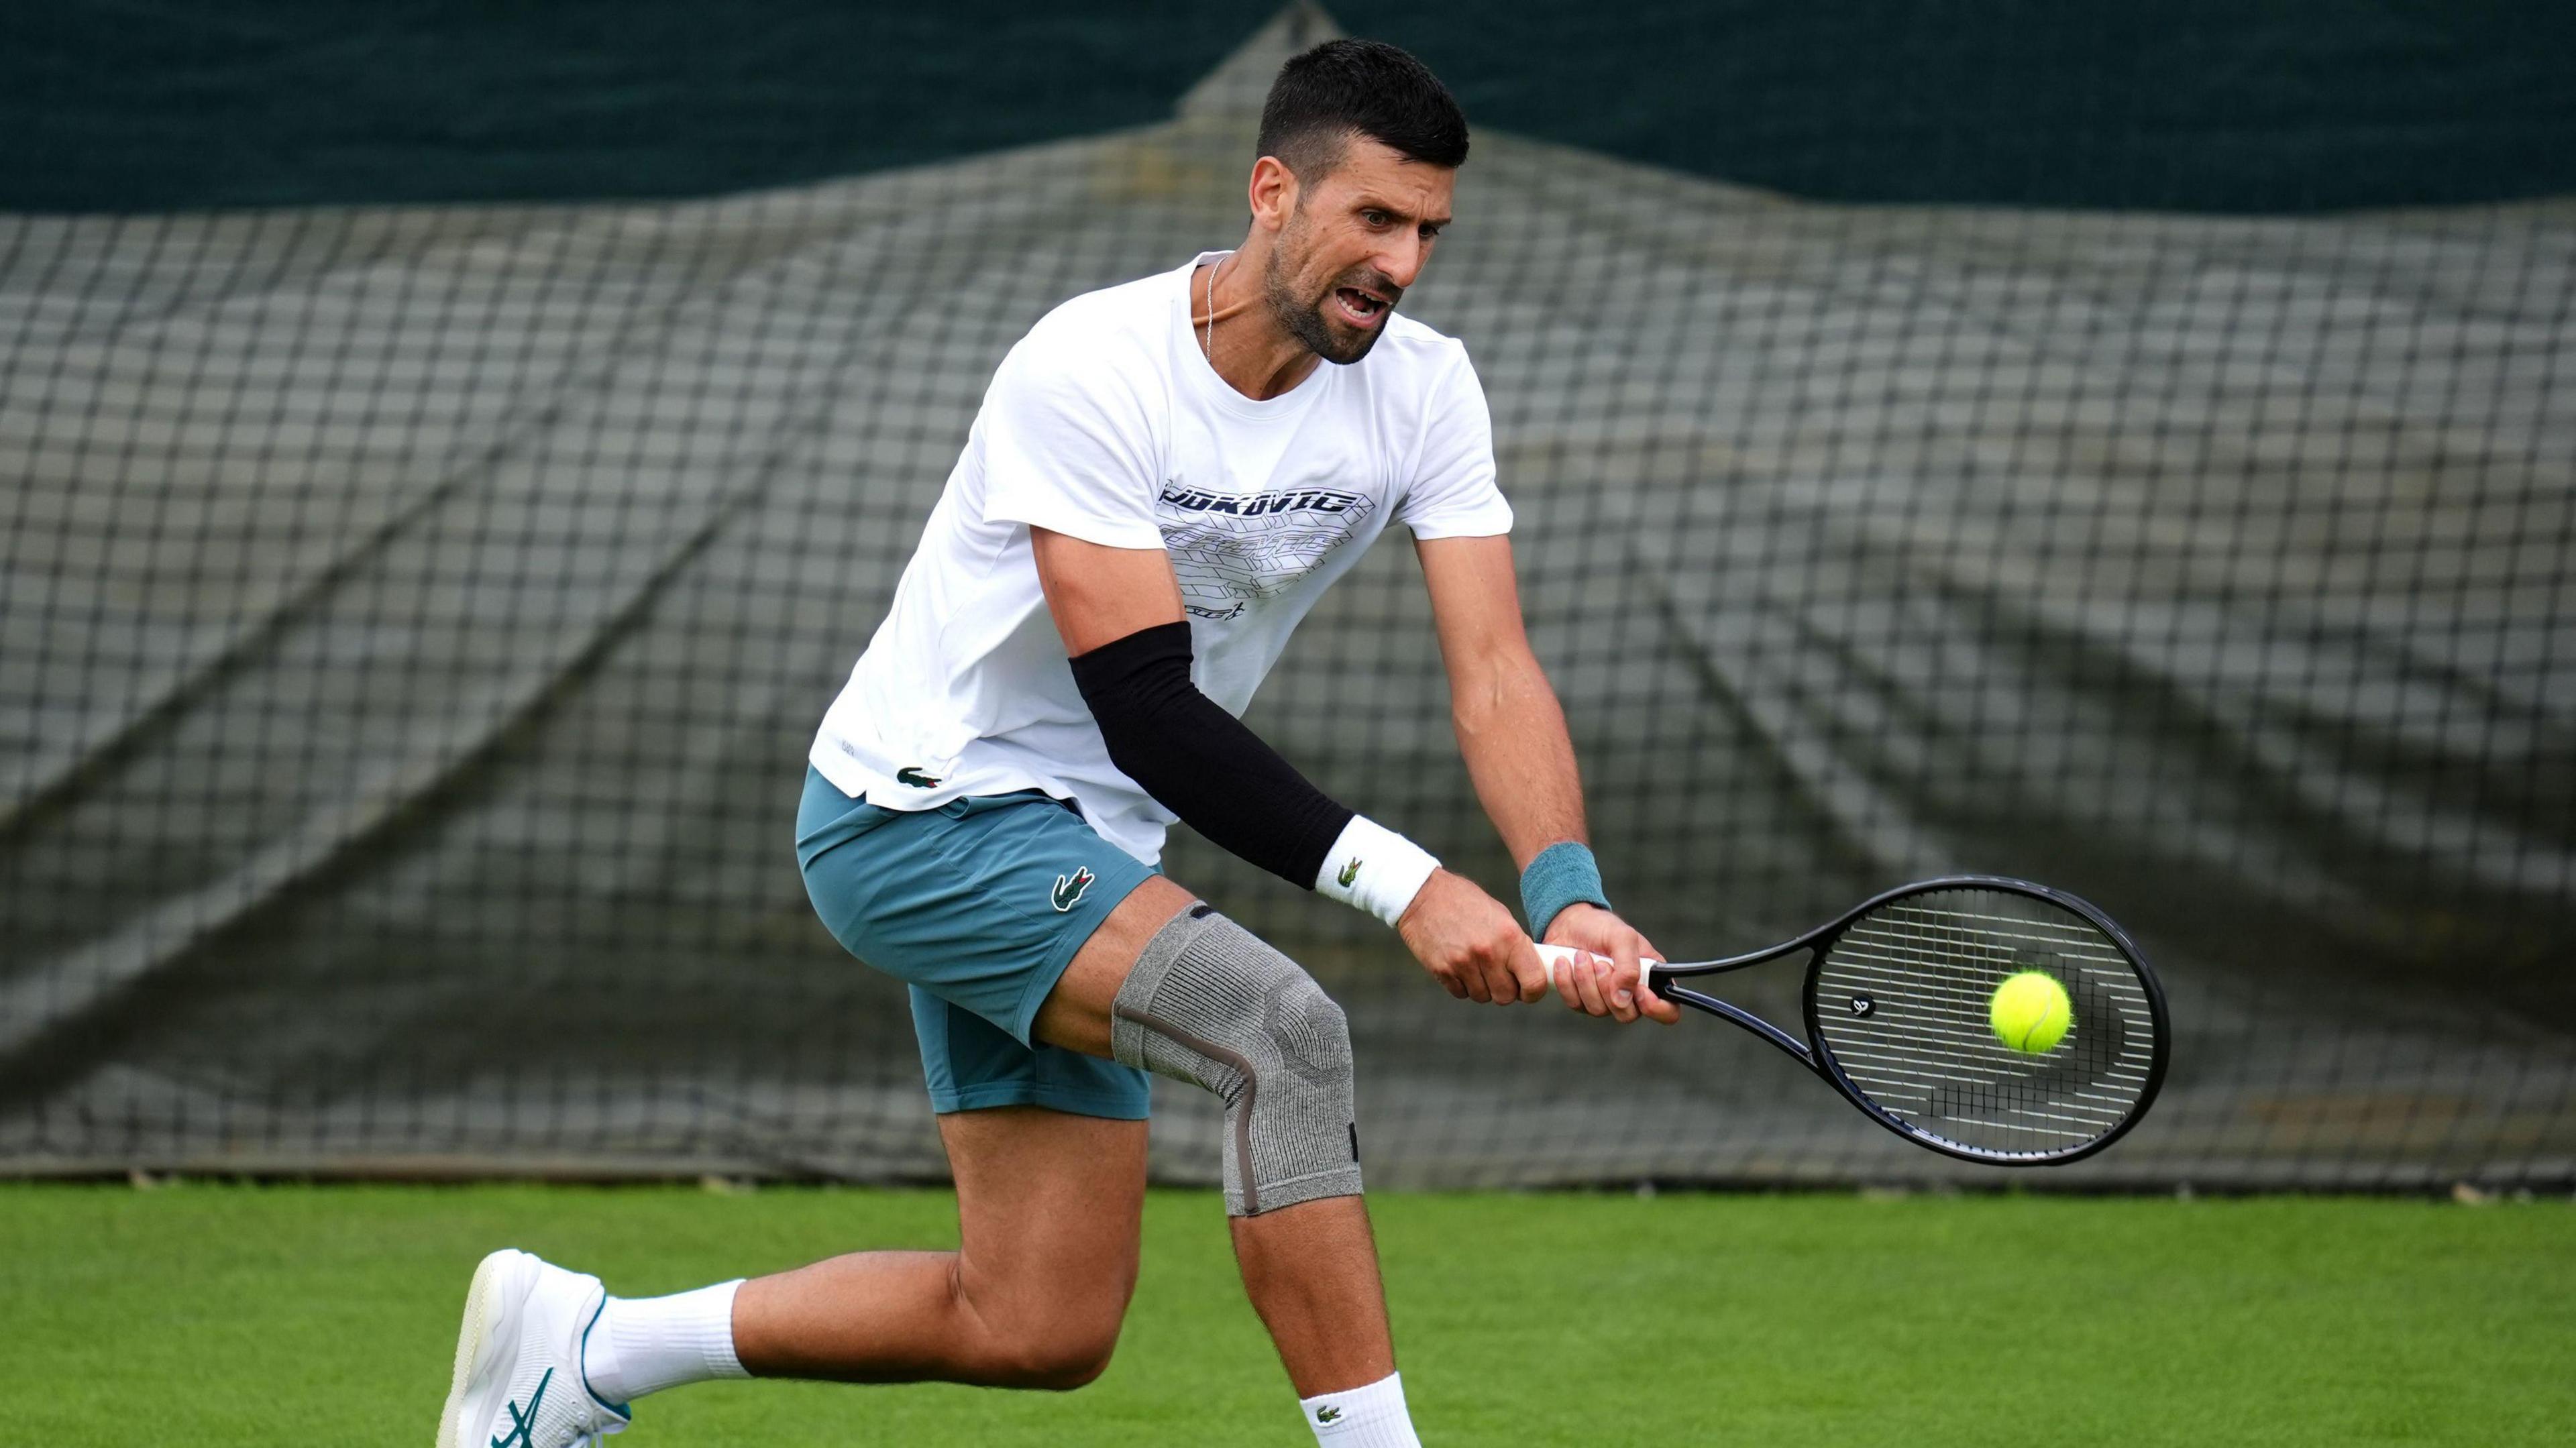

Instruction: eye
[1361,209,1393,228]
[1420,223,1445,240]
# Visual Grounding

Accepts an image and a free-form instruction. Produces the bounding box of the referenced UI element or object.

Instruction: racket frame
[1642,874,2171,1166]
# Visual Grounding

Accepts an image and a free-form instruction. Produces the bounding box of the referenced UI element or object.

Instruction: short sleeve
[977,333,1165,549]
[1397,346,1513,539]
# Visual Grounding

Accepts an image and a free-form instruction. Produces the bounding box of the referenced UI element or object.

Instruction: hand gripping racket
[1539,875,2169,1165]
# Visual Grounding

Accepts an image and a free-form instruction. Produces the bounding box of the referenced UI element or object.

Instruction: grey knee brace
[1112,904,1362,1216]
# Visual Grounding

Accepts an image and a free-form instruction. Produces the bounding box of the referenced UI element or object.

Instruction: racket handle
[1536,944,1662,998]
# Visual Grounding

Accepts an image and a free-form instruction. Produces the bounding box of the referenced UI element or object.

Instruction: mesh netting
[4,13,2571,1188]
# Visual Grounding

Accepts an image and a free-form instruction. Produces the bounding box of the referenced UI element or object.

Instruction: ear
[1248,155,1298,235]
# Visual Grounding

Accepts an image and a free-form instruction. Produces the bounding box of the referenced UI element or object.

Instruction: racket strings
[1811,889,2159,1159]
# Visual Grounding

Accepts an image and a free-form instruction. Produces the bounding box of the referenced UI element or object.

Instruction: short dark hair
[1256,39,1469,181]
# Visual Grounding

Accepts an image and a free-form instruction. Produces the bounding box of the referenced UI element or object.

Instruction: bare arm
[1417,533,1676,1023]
[1028,527,1185,652]
[1415,534,1588,867]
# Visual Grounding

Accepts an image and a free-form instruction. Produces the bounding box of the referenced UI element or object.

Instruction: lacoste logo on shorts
[1051,867,1096,912]
[895,766,942,788]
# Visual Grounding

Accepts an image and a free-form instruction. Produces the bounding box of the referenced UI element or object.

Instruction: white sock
[1299,1370,1421,1447]
[581,1280,749,1404]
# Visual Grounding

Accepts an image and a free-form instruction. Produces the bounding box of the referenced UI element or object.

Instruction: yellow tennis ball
[1990,970,2072,1054]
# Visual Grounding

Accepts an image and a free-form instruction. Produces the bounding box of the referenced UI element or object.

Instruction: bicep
[1415,533,1535,677]
[1032,527,1186,655]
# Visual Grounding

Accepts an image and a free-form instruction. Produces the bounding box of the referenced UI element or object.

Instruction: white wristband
[1314,814,1441,928]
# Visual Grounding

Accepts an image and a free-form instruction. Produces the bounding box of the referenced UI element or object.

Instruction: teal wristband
[1519,841,1610,938]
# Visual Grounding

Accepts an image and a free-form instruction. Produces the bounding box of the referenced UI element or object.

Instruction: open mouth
[1333,286,1391,327]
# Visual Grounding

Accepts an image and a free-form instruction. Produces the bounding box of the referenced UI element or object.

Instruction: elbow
[1449,679,1503,736]
[1096,726,1163,791]
[1089,682,1197,787]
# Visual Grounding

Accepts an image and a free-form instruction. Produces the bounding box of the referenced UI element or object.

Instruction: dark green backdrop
[11,1,2575,213]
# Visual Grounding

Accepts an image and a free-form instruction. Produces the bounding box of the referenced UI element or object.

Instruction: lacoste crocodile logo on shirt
[1337,856,1362,888]
[895,766,943,788]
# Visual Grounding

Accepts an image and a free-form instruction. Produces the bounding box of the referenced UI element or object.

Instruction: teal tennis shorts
[795,766,1157,1119]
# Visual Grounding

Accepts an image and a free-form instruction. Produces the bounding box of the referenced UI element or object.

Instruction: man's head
[1248,40,1468,365]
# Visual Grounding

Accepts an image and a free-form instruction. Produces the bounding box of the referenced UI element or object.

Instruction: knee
[951,1263,1128,1391]
[1280,974,1352,1072]
[981,1317,1122,1391]
[1112,907,1363,1217]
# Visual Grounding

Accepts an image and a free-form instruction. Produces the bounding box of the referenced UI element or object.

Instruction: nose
[1375,234,1428,290]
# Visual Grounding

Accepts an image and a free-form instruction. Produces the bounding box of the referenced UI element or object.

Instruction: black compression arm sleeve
[1068,621,1355,889]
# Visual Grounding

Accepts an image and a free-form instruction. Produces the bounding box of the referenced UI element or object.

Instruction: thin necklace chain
[1201,252,1228,361]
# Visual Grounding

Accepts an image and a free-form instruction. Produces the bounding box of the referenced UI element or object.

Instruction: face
[1254,136,1454,365]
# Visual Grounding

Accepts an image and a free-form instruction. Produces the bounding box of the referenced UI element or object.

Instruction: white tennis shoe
[436,1249,631,1448]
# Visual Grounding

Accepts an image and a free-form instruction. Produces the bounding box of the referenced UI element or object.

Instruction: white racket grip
[1536,944,1662,1001]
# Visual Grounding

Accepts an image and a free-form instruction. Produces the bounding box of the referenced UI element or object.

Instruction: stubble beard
[1263,226,1389,367]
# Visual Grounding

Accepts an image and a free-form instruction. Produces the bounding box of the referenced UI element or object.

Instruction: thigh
[1030,873,1199,1058]
[912,984,1152,1119]
[941,1106,1150,1321]
[797,765,1161,1048]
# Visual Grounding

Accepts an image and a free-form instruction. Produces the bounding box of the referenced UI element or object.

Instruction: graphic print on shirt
[1157,482,1379,617]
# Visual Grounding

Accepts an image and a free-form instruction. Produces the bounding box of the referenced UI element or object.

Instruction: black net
[3,9,2571,1189]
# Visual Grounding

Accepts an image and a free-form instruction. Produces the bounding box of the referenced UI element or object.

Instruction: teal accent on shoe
[492,1368,551,1448]
[578,1299,633,1421]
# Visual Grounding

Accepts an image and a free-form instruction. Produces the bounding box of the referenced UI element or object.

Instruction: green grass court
[5,1184,2568,1445]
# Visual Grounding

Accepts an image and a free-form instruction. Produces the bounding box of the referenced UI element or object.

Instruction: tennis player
[437,38,1672,1448]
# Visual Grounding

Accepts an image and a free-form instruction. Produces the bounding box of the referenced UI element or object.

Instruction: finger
[1483,954,1522,1006]
[1621,933,1672,1019]
[1460,964,1493,1004]
[1607,941,1641,1023]
[1569,951,1612,1016]
[1509,938,1550,1004]
[1547,948,1585,1011]
[1438,970,1468,1000]
[1635,968,1682,1024]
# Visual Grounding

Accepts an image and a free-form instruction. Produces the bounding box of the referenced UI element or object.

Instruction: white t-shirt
[809,252,1513,865]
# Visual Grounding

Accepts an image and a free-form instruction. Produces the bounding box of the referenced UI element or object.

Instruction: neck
[1193,238,1322,402]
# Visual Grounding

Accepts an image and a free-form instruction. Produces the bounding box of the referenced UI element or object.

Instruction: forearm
[1069,622,1438,924]
[1449,644,1588,870]
[1070,622,1352,885]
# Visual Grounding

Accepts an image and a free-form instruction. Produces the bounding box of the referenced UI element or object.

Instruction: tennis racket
[1540,875,2169,1165]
